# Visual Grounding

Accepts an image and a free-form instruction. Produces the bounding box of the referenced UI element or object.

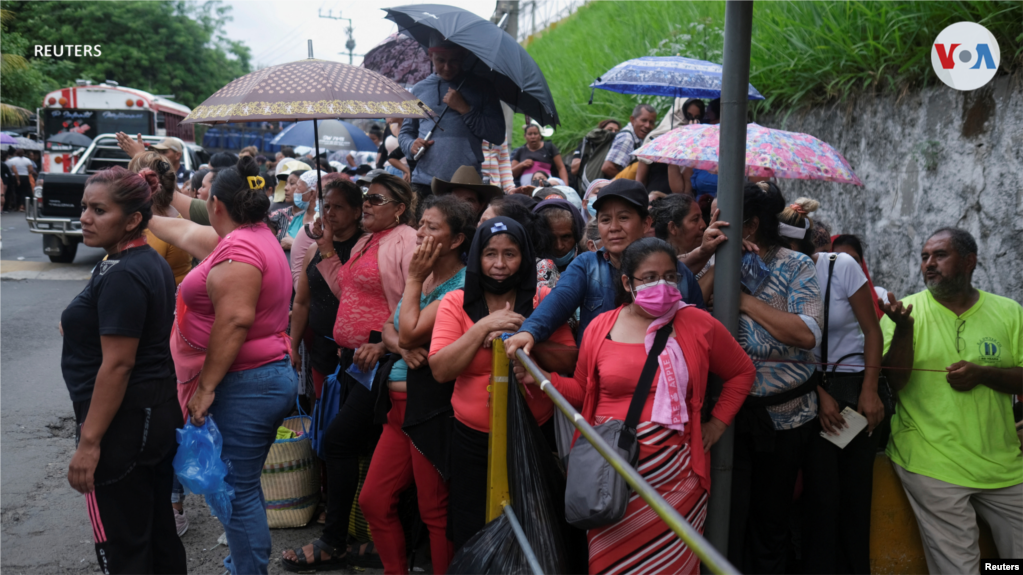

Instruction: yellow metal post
[486,339,511,522]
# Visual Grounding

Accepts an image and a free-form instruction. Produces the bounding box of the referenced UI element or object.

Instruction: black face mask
[481,274,517,295]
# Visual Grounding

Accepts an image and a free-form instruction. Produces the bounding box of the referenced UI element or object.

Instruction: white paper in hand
[820,407,868,449]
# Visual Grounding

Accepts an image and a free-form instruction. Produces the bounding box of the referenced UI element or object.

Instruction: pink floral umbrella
[634,122,863,186]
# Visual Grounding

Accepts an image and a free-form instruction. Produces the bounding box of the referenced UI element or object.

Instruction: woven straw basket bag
[262,415,320,528]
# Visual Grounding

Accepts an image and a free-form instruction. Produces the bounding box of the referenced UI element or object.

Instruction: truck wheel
[45,237,79,263]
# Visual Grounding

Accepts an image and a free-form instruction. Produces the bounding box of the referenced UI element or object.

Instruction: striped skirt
[587,422,708,575]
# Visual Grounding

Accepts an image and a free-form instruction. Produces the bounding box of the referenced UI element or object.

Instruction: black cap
[592,179,648,213]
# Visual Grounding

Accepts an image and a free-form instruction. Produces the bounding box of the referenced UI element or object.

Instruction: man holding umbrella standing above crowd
[399,32,505,208]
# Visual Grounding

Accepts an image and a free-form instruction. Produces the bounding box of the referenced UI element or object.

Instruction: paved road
[2,212,108,572]
[0,214,382,574]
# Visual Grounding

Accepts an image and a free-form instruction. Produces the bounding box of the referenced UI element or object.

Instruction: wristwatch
[320,249,336,259]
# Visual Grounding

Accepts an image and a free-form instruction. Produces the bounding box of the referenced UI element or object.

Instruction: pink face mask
[633,280,682,317]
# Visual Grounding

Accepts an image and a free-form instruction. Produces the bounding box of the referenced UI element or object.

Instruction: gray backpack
[564,324,672,529]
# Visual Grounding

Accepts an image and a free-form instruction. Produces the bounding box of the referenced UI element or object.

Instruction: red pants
[311,368,327,400]
[359,390,453,575]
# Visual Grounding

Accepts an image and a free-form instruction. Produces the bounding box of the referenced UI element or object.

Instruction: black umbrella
[383,4,559,127]
[47,131,93,147]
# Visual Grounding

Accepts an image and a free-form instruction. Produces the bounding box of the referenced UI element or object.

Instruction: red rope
[757,358,950,373]
[517,346,950,373]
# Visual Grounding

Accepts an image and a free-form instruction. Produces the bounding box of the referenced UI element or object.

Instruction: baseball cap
[152,138,183,153]
[592,179,648,213]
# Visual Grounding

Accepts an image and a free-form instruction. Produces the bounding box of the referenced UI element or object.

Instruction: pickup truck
[25,134,206,262]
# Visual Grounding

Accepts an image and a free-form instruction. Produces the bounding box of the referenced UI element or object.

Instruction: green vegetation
[518,0,1022,152]
[0,1,251,114]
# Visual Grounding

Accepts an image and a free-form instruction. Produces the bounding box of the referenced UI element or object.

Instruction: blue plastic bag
[173,414,235,522]
[740,251,771,294]
[345,349,379,391]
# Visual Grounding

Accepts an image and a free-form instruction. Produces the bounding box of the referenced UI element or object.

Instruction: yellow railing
[486,341,511,521]
[487,339,740,575]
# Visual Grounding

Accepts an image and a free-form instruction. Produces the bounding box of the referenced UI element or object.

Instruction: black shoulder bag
[564,323,672,529]
[821,254,896,416]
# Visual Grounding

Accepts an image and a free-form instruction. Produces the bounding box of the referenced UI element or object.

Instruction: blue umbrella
[270,119,377,153]
[590,56,765,101]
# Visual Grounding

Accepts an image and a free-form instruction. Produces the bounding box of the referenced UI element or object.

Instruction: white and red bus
[39,81,193,173]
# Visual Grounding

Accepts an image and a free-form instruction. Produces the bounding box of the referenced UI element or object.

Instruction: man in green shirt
[880,227,1022,574]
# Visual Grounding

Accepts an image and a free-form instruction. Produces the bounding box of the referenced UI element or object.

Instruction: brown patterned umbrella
[182,58,431,124]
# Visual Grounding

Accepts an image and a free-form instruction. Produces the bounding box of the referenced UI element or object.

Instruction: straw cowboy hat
[431,165,504,204]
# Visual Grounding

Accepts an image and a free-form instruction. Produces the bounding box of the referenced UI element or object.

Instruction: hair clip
[788,203,808,216]
[247,176,265,190]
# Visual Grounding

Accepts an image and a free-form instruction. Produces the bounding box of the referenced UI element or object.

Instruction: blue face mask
[740,251,771,294]
[552,249,575,269]
[293,191,310,210]
[587,203,598,220]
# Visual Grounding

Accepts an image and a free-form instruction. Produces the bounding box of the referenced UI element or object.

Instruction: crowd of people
[2,147,41,213]
[57,33,1021,575]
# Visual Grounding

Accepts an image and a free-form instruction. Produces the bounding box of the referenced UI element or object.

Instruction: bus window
[44,109,98,140]
[96,110,152,136]
[42,109,153,141]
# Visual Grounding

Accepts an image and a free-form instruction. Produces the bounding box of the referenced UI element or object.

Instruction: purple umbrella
[0,133,18,145]
[361,33,432,87]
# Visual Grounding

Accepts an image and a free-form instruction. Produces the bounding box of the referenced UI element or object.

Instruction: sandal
[347,541,383,569]
[281,539,346,573]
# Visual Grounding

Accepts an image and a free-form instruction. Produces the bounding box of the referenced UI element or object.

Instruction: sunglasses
[955,318,966,354]
[363,193,398,207]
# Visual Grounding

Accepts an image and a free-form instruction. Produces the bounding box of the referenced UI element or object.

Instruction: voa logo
[931,22,1000,91]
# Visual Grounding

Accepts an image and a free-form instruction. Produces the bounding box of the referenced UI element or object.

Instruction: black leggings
[801,419,886,574]
[447,417,556,552]
[728,417,818,574]
[320,351,382,549]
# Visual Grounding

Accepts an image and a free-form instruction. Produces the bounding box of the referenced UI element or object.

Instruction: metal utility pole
[492,1,519,145]
[318,9,356,64]
[530,0,537,38]
[706,0,754,562]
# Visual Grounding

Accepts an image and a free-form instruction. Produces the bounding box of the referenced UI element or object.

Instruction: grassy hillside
[519,0,1022,152]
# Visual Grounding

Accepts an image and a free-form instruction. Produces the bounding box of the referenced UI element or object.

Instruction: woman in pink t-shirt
[148,156,296,575]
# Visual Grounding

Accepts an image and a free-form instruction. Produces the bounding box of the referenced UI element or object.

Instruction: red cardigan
[550,305,755,492]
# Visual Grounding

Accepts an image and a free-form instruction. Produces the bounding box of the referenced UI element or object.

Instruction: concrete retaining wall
[761,75,1022,304]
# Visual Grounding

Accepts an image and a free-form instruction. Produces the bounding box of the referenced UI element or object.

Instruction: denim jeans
[207,357,297,575]
[171,476,185,504]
